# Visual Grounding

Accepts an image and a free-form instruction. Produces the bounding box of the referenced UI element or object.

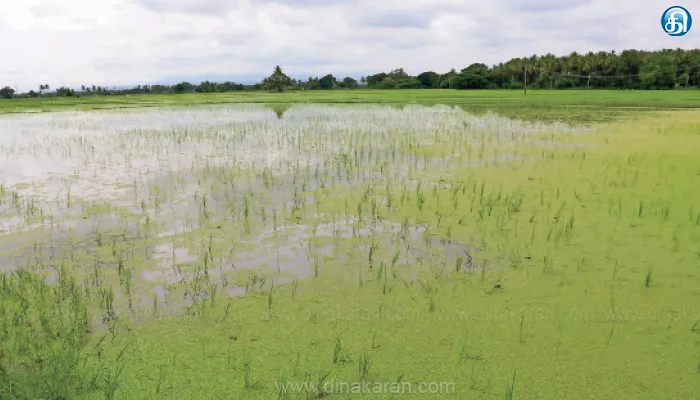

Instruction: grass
[2,89,700,123]
[0,97,699,398]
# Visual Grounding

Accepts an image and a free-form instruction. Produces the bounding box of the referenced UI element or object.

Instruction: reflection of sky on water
[0,104,587,203]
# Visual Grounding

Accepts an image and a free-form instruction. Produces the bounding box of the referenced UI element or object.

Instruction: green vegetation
[363,49,700,90]
[261,65,295,92]
[4,48,700,99]
[0,97,699,399]
[2,90,700,122]
[0,87,15,99]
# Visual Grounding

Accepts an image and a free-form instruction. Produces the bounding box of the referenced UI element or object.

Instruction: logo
[662,6,692,36]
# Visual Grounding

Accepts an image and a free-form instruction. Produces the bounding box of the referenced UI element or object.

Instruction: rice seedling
[0,102,698,398]
[332,336,345,364]
[243,360,255,389]
[358,351,372,381]
[505,370,517,400]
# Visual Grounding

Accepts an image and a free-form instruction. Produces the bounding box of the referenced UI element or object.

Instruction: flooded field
[2,104,699,399]
[0,104,588,317]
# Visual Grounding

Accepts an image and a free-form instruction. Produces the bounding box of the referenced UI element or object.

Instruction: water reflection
[0,103,590,313]
[264,103,293,119]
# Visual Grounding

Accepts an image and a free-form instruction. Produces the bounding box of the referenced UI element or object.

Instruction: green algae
[1,105,699,399]
[92,110,700,399]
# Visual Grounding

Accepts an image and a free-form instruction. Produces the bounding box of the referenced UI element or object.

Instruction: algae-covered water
[0,104,586,311]
[1,104,698,399]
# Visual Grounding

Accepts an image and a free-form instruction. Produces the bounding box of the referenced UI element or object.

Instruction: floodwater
[0,104,588,316]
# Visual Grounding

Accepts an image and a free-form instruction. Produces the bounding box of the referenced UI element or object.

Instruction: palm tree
[568,52,581,76]
[582,52,595,88]
[446,68,456,88]
[540,53,556,89]
[528,54,539,86]
[671,48,689,86]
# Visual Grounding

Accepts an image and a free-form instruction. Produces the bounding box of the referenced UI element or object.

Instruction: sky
[0,0,697,91]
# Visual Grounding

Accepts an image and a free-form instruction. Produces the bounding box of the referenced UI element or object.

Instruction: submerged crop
[0,104,698,399]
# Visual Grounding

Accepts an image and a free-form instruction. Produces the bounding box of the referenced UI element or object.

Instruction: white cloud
[0,0,697,90]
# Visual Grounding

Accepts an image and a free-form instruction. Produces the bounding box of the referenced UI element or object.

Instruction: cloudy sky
[0,0,696,90]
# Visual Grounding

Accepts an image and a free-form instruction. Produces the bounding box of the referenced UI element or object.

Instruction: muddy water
[0,104,584,316]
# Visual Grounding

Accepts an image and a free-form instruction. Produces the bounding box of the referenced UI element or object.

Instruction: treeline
[262,48,700,91]
[0,81,252,99]
[2,48,699,99]
[363,49,700,90]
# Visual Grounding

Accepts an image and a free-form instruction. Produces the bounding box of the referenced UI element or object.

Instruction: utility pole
[523,61,528,95]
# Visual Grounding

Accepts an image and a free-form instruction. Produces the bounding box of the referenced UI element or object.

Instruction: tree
[458,64,490,89]
[383,68,419,88]
[197,81,219,93]
[340,77,358,89]
[490,63,509,88]
[365,73,388,87]
[174,82,194,93]
[379,77,395,89]
[388,68,409,79]
[538,53,557,89]
[0,86,15,99]
[582,52,595,88]
[56,87,76,97]
[443,68,457,89]
[261,65,293,92]
[394,77,420,89]
[417,71,439,88]
[319,74,337,89]
[686,49,700,87]
[447,74,464,89]
[6,47,700,98]
[640,53,677,89]
[305,77,320,90]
